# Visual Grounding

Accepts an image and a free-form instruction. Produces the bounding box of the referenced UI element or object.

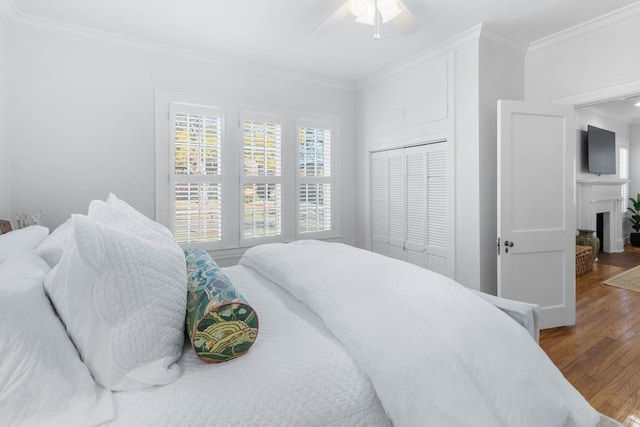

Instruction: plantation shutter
[426,147,448,256]
[370,143,450,274]
[371,151,389,255]
[170,103,223,244]
[241,114,283,242]
[297,121,333,237]
[387,149,405,257]
[620,145,629,213]
[405,146,426,255]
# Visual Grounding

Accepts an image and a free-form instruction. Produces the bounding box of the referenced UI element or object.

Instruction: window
[242,116,283,242]
[156,92,339,251]
[620,144,629,213]
[298,123,332,235]
[171,104,223,243]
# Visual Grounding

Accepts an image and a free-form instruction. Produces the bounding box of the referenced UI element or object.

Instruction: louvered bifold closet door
[387,149,406,260]
[425,145,448,274]
[371,151,390,256]
[404,145,428,267]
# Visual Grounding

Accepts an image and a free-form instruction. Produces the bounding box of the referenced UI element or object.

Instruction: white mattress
[108,265,390,426]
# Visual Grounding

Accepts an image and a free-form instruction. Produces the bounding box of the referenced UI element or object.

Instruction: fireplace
[596,212,605,253]
[576,180,625,253]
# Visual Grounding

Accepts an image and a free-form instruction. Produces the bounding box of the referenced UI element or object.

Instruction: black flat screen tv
[587,125,616,175]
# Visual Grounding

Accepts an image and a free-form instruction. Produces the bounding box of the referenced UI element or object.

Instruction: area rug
[603,265,640,293]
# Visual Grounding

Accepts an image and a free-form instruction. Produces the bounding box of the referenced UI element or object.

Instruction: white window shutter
[371,151,389,246]
[387,150,405,250]
[297,123,333,236]
[241,116,283,242]
[426,148,448,250]
[405,146,426,253]
[620,145,629,213]
[170,104,223,244]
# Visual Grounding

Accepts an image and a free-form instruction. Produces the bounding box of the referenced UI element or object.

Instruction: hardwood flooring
[540,246,640,425]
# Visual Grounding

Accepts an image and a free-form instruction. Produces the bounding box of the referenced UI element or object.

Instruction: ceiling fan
[314,0,421,40]
[315,0,421,39]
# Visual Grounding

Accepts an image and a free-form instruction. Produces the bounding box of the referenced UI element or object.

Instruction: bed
[0,195,623,427]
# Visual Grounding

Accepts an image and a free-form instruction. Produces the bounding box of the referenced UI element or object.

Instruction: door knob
[504,240,514,253]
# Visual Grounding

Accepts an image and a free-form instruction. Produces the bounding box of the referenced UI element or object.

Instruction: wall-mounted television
[587,125,616,175]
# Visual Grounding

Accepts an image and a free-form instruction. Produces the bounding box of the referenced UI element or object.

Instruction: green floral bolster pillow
[184,248,259,363]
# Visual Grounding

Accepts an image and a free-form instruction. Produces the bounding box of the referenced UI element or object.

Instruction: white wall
[0,15,10,220]
[525,9,640,247]
[478,40,525,294]
[525,12,640,103]
[9,25,358,246]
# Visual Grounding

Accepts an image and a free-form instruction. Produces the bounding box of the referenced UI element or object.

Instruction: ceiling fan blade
[392,0,422,36]
[312,2,350,36]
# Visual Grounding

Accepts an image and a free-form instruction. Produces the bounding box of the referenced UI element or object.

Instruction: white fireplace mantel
[576,180,625,253]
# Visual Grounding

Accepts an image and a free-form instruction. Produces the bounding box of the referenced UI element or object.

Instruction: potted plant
[628,193,640,246]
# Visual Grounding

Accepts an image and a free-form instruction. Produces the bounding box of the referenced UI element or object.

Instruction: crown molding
[554,78,640,107]
[0,0,355,91]
[478,24,529,56]
[357,23,484,89]
[529,2,640,54]
[357,22,528,89]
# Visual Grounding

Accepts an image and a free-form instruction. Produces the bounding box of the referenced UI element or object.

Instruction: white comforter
[240,240,601,427]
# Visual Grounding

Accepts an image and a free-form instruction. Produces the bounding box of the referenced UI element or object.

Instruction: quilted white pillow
[0,225,49,263]
[88,199,176,249]
[106,193,174,240]
[0,277,114,427]
[45,214,187,391]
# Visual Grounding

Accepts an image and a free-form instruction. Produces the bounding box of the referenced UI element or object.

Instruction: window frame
[618,140,630,214]
[296,119,335,240]
[155,90,341,252]
[239,111,285,247]
[169,102,226,245]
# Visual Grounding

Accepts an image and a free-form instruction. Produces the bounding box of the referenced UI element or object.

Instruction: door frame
[553,79,640,109]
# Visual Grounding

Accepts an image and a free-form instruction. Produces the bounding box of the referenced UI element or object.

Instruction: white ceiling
[8,0,640,84]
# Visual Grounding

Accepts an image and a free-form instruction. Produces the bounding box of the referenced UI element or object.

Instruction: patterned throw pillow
[184,248,259,363]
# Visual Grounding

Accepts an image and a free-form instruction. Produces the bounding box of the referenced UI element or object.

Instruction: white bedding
[109,265,390,426]
[240,240,603,427]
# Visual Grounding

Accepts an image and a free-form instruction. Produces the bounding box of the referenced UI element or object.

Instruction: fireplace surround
[576,179,626,253]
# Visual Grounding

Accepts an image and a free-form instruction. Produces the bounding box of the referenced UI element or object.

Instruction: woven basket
[576,245,593,277]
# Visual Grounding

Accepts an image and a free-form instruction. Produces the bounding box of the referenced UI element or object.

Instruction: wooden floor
[540,245,640,425]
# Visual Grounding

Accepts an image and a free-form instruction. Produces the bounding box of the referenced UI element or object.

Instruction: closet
[370,142,449,276]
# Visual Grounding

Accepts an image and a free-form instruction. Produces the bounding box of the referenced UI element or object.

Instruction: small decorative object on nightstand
[15,213,28,229]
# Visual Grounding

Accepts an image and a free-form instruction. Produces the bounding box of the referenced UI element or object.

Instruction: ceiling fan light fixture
[351,0,402,25]
[377,0,401,22]
[355,3,376,25]
[348,0,369,19]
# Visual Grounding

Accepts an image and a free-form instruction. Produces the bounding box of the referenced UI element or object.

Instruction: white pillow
[0,277,114,427]
[88,199,176,249]
[0,252,51,280]
[0,225,49,263]
[44,214,186,390]
[34,219,73,267]
[106,193,174,240]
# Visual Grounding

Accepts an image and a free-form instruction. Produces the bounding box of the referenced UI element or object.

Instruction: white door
[497,100,576,329]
